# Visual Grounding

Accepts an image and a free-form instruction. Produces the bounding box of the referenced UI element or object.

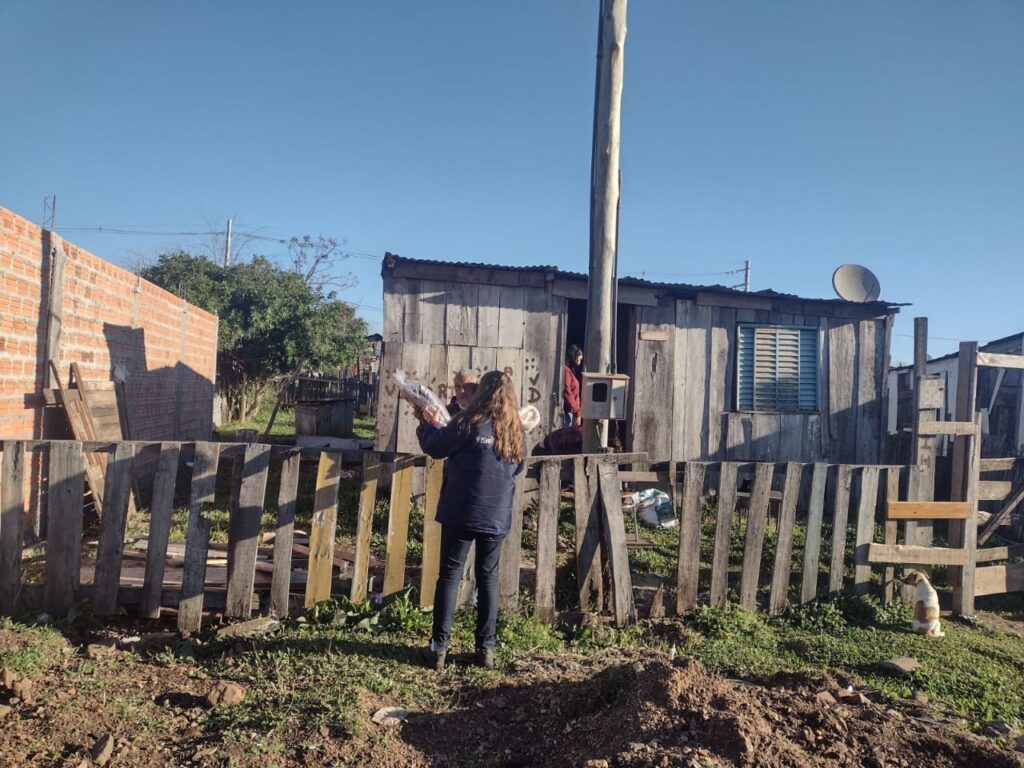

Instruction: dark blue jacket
[416,417,524,535]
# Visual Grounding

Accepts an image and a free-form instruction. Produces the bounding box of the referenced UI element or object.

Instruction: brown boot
[475,648,494,669]
[421,645,446,671]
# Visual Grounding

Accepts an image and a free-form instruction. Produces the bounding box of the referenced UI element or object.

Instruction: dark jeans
[432,525,506,652]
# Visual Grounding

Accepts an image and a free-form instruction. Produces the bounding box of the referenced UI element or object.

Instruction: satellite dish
[832,264,881,303]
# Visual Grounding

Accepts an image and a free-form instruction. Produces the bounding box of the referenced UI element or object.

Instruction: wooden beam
[978,481,1024,546]
[534,460,560,622]
[980,458,1020,472]
[43,233,67,389]
[886,501,973,520]
[573,457,602,612]
[977,351,1024,370]
[917,421,979,437]
[498,474,525,610]
[974,563,1024,596]
[979,480,1014,502]
[975,545,1024,563]
[867,544,968,566]
[596,462,636,627]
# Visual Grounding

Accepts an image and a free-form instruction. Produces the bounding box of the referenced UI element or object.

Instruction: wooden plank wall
[376,277,566,452]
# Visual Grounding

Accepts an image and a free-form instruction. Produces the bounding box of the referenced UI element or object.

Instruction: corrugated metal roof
[383,253,904,311]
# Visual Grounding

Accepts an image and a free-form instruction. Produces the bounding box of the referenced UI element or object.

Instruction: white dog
[903,570,944,638]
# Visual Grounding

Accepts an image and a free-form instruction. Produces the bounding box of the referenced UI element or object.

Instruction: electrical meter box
[580,373,630,420]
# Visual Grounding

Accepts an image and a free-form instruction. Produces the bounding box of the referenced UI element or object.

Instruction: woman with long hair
[412,370,525,671]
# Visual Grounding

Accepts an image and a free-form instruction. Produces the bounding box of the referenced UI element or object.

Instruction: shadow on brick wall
[103,323,215,505]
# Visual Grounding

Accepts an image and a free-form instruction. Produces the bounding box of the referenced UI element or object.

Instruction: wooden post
[950,342,980,616]
[596,461,636,626]
[583,0,628,452]
[573,456,603,611]
[535,460,561,622]
[908,317,938,549]
[0,442,26,615]
[43,232,67,390]
[498,474,525,609]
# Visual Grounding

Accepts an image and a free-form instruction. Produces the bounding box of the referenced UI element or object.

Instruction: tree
[140,251,369,421]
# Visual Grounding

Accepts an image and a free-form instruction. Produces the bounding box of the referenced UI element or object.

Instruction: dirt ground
[2,623,1022,768]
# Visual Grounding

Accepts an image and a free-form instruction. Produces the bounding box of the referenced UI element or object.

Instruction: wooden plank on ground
[597,462,636,627]
[573,456,602,611]
[675,462,707,614]
[769,462,803,614]
[882,467,900,605]
[535,459,560,622]
[305,451,344,608]
[270,451,301,617]
[178,442,220,635]
[854,466,881,597]
[140,445,180,619]
[867,543,968,566]
[91,442,136,616]
[974,563,1024,597]
[44,441,86,617]
[225,444,271,618]
[886,501,972,520]
[382,455,414,599]
[0,441,26,614]
[739,462,773,611]
[828,465,854,594]
[351,452,380,604]
[709,461,738,607]
[499,474,525,609]
[800,463,827,605]
[977,351,1024,369]
[418,457,443,608]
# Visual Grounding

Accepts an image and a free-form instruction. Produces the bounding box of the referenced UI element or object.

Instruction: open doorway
[564,298,635,448]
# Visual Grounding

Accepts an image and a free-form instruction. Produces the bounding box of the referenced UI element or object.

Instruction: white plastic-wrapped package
[393,370,451,425]
[518,405,541,432]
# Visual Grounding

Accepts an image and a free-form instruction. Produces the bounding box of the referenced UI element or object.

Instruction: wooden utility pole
[583,0,627,453]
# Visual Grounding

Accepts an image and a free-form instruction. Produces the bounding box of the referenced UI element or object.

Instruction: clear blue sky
[2,2,1022,364]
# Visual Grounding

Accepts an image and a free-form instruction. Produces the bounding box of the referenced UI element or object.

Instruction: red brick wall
[0,205,218,441]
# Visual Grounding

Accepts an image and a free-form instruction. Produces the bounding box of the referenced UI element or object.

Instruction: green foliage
[380,589,433,634]
[140,251,368,419]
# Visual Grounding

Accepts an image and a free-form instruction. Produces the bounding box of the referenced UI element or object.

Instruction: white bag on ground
[635,488,677,528]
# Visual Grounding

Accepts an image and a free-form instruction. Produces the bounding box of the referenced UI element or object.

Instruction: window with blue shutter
[737,325,819,412]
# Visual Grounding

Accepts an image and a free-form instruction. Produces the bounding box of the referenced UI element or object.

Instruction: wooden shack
[888,331,1024,459]
[375,253,900,464]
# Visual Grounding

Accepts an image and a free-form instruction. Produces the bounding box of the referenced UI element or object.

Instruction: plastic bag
[635,489,677,528]
[519,405,541,432]
[393,370,451,425]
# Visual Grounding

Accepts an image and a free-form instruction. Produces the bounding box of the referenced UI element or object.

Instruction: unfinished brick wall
[0,205,218,441]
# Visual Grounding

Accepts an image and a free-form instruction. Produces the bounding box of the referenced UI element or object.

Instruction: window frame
[734,323,821,414]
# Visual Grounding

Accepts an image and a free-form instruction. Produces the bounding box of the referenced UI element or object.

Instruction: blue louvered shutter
[737,325,818,412]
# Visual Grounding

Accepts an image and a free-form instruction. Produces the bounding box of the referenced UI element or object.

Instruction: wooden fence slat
[381,455,414,599]
[535,459,561,622]
[597,461,636,627]
[418,457,443,608]
[828,464,854,594]
[573,456,602,611]
[709,461,738,608]
[854,466,881,597]
[769,462,803,615]
[44,441,86,617]
[974,563,1024,596]
[140,444,181,619]
[305,451,345,608]
[225,444,272,618]
[270,451,301,617]
[800,462,827,605]
[91,442,136,616]
[675,462,706,614]
[0,441,26,614]
[456,544,478,610]
[952,420,981,615]
[886,501,972,520]
[498,474,525,609]
[350,452,380,604]
[178,442,221,634]
[739,462,773,611]
[882,467,900,605]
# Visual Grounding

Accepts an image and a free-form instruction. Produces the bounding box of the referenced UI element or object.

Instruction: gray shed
[375,253,900,464]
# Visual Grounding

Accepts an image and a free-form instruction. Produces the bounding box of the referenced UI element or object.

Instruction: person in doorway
[447,369,479,417]
[563,344,584,427]
[412,370,525,671]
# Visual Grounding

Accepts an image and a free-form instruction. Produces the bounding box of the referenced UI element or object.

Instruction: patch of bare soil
[368,653,1024,768]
